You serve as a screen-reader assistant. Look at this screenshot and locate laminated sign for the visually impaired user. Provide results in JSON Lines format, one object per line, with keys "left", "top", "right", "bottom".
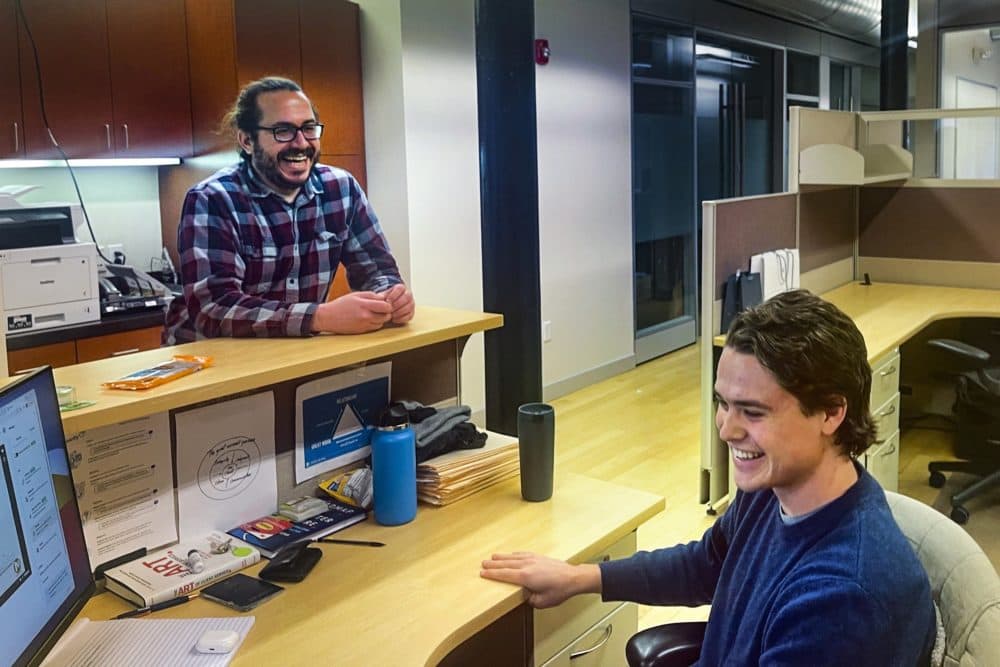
{"left": 294, "top": 362, "right": 391, "bottom": 484}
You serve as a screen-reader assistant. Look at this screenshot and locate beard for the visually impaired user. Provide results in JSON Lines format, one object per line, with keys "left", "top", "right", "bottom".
{"left": 250, "top": 142, "right": 319, "bottom": 195}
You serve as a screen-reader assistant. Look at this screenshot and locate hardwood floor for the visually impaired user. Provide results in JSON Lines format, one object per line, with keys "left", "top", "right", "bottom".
{"left": 550, "top": 342, "right": 999, "bottom": 630}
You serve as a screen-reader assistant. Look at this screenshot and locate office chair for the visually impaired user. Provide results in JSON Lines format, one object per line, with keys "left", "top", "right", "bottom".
{"left": 924, "top": 338, "right": 1000, "bottom": 525}
{"left": 624, "top": 492, "right": 1000, "bottom": 667}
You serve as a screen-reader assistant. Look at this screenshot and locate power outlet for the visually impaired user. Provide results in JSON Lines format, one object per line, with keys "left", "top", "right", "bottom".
{"left": 99, "top": 243, "right": 126, "bottom": 264}
{"left": 542, "top": 320, "right": 552, "bottom": 343}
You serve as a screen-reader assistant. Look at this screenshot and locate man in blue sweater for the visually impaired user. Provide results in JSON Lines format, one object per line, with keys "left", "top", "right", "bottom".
{"left": 481, "top": 290, "right": 936, "bottom": 665}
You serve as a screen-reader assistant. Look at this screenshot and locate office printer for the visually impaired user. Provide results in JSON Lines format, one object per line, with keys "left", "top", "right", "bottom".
{"left": 0, "top": 203, "right": 100, "bottom": 333}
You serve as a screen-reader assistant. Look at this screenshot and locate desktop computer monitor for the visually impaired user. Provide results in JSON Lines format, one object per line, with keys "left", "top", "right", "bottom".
{"left": 0, "top": 367, "right": 93, "bottom": 667}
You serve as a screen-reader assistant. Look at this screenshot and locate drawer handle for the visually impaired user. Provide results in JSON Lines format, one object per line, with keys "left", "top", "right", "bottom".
{"left": 880, "top": 443, "right": 897, "bottom": 457}
{"left": 879, "top": 365, "right": 897, "bottom": 377}
{"left": 569, "top": 624, "right": 613, "bottom": 660}
{"left": 111, "top": 348, "right": 141, "bottom": 357}
{"left": 877, "top": 405, "right": 896, "bottom": 418}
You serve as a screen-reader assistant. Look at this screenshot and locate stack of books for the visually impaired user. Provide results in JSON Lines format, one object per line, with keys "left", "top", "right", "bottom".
{"left": 417, "top": 431, "right": 519, "bottom": 505}
{"left": 104, "top": 532, "right": 260, "bottom": 607}
{"left": 227, "top": 497, "right": 368, "bottom": 558}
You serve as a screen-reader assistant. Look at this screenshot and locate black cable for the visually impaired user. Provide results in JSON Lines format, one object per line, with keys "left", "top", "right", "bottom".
{"left": 14, "top": 0, "right": 115, "bottom": 266}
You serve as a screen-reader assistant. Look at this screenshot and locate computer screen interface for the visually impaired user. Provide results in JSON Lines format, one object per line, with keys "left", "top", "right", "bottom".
{"left": 0, "top": 367, "right": 92, "bottom": 667}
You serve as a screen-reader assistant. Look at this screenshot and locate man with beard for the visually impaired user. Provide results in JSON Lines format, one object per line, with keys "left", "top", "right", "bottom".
{"left": 164, "top": 77, "right": 413, "bottom": 344}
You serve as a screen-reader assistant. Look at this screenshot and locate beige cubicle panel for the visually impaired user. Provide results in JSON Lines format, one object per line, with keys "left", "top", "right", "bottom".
{"left": 700, "top": 192, "right": 796, "bottom": 509}
{"left": 859, "top": 184, "right": 1000, "bottom": 289}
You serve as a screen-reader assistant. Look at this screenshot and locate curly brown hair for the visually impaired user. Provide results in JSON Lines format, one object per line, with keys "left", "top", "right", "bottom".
{"left": 725, "top": 289, "right": 877, "bottom": 458}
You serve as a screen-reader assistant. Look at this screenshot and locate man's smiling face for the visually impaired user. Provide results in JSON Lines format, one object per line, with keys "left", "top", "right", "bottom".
{"left": 714, "top": 346, "right": 845, "bottom": 507}
{"left": 239, "top": 90, "right": 320, "bottom": 197}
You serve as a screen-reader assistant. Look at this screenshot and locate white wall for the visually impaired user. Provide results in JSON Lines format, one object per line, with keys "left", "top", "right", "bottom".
{"left": 939, "top": 27, "right": 1000, "bottom": 177}
{"left": 0, "top": 167, "right": 163, "bottom": 268}
{"left": 357, "top": 0, "right": 486, "bottom": 416}
{"left": 357, "top": 0, "right": 637, "bottom": 414}
{"left": 356, "top": 0, "right": 411, "bottom": 283}
{"left": 535, "top": 0, "right": 635, "bottom": 391}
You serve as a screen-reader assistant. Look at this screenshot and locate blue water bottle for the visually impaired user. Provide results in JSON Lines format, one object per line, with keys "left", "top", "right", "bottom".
{"left": 371, "top": 404, "right": 417, "bottom": 525}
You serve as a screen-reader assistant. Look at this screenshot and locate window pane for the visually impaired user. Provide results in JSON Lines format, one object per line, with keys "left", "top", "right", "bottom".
{"left": 787, "top": 51, "right": 819, "bottom": 97}
{"left": 633, "top": 83, "right": 695, "bottom": 331}
{"left": 632, "top": 18, "right": 693, "bottom": 82}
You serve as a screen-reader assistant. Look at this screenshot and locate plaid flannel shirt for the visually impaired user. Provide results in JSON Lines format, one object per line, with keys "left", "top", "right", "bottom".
{"left": 164, "top": 161, "right": 401, "bottom": 344}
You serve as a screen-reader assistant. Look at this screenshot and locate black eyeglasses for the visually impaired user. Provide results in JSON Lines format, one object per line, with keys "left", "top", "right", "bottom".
{"left": 255, "top": 123, "right": 324, "bottom": 142}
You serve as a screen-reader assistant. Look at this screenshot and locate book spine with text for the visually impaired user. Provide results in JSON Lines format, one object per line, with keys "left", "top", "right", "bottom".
{"left": 104, "top": 535, "right": 259, "bottom": 606}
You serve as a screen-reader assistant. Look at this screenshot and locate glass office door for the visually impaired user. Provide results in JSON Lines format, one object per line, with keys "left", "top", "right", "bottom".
{"left": 631, "top": 18, "right": 697, "bottom": 363}
{"left": 696, "top": 33, "right": 782, "bottom": 204}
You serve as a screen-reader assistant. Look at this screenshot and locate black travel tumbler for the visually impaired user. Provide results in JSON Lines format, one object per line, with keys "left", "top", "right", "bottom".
{"left": 517, "top": 403, "right": 555, "bottom": 501}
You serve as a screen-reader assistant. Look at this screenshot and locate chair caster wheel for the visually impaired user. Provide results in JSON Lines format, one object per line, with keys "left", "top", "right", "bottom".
{"left": 929, "top": 471, "right": 946, "bottom": 488}
{"left": 950, "top": 506, "right": 970, "bottom": 525}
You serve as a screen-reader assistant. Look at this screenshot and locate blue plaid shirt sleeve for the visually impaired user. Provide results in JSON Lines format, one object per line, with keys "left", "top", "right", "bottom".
{"left": 175, "top": 185, "right": 317, "bottom": 338}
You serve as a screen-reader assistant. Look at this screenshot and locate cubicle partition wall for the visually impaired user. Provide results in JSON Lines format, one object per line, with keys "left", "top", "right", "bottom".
{"left": 799, "top": 187, "right": 856, "bottom": 293}
{"left": 700, "top": 192, "right": 796, "bottom": 507}
{"left": 859, "top": 184, "right": 1000, "bottom": 289}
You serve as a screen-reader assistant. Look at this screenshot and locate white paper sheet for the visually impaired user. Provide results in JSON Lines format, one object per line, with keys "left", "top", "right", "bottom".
{"left": 65, "top": 413, "right": 177, "bottom": 571}
{"left": 174, "top": 392, "right": 277, "bottom": 540}
{"left": 294, "top": 361, "right": 391, "bottom": 484}
{"left": 41, "top": 616, "right": 255, "bottom": 667}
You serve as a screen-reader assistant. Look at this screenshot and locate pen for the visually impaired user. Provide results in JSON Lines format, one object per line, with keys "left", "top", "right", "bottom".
{"left": 114, "top": 592, "right": 200, "bottom": 619}
{"left": 316, "top": 537, "right": 385, "bottom": 548}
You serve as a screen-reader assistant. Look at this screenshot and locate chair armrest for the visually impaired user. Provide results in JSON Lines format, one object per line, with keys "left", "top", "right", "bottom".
{"left": 626, "top": 621, "right": 707, "bottom": 667}
{"left": 927, "top": 339, "right": 991, "bottom": 364}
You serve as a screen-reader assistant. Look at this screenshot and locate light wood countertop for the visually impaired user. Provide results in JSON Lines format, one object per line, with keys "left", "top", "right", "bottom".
{"left": 81, "top": 472, "right": 664, "bottom": 666}
{"left": 713, "top": 282, "right": 1000, "bottom": 361}
{"left": 51, "top": 306, "right": 501, "bottom": 434}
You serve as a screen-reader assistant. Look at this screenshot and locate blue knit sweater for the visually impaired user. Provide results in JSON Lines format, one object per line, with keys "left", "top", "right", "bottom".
{"left": 600, "top": 466, "right": 935, "bottom": 665}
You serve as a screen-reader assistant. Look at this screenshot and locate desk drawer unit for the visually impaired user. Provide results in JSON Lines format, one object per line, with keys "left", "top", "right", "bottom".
{"left": 869, "top": 349, "right": 900, "bottom": 414}
{"left": 872, "top": 392, "right": 900, "bottom": 445}
{"left": 534, "top": 532, "right": 636, "bottom": 666}
{"left": 539, "top": 602, "right": 636, "bottom": 667}
{"left": 866, "top": 349, "right": 901, "bottom": 492}
{"left": 864, "top": 430, "right": 900, "bottom": 492}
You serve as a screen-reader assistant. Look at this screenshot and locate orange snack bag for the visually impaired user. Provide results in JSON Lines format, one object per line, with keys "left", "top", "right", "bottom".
{"left": 101, "top": 354, "right": 214, "bottom": 391}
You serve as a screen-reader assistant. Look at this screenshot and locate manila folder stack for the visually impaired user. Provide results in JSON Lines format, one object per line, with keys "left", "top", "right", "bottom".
{"left": 417, "top": 431, "right": 519, "bottom": 505}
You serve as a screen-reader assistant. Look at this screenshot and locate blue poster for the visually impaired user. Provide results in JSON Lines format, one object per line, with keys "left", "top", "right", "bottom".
{"left": 294, "top": 362, "right": 391, "bottom": 483}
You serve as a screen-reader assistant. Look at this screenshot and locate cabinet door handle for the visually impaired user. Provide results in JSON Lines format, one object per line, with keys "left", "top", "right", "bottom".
{"left": 569, "top": 624, "right": 613, "bottom": 660}
{"left": 880, "top": 442, "right": 897, "bottom": 456}
{"left": 122, "top": 123, "right": 129, "bottom": 150}
{"left": 104, "top": 123, "right": 112, "bottom": 150}
{"left": 879, "top": 365, "right": 897, "bottom": 377}
{"left": 12, "top": 121, "right": 19, "bottom": 153}
{"left": 111, "top": 348, "right": 140, "bottom": 357}
{"left": 877, "top": 404, "right": 896, "bottom": 418}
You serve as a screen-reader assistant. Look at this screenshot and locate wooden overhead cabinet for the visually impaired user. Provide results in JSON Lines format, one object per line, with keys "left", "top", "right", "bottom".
{"left": 15, "top": 0, "right": 193, "bottom": 158}
{"left": 185, "top": 0, "right": 365, "bottom": 182}
{"left": 0, "top": 0, "right": 24, "bottom": 158}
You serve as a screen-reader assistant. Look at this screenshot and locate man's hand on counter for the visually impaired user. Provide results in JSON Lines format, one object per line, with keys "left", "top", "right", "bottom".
{"left": 311, "top": 292, "right": 393, "bottom": 334}
{"left": 381, "top": 284, "right": 415, "bottom": 324}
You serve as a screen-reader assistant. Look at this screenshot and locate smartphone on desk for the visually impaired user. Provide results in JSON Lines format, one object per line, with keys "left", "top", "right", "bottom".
{"left": 259, "top": 542, "right": 323, "bottom": 583}
{"left": 201, "top": 574, "right": 284, "bottom": 612}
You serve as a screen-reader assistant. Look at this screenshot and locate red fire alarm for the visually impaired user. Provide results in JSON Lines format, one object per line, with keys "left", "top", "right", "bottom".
{"left": 534, "top": 39, "right": 550, "bottom": 65}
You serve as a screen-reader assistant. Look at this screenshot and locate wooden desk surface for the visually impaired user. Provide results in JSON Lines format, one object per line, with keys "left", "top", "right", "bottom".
{"left": 82, "top": 473, "right": 664, "bottom": 666}
{"left": 713, "top": 282, "right": 1000, "bottom": 361}
{"left": 50, "top": 306, "right": 501, "bottom": 434}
